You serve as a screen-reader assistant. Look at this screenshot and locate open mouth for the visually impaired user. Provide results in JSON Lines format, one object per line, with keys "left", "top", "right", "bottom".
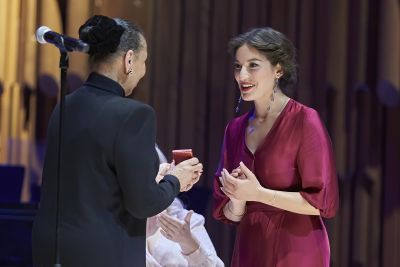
{"left": 240, "top": 84, "right": 255, "bottom": 92}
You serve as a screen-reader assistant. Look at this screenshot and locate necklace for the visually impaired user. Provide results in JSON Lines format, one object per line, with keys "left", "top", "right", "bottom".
{"left": 248, "top": 81, "right": 289, "bottom": 134}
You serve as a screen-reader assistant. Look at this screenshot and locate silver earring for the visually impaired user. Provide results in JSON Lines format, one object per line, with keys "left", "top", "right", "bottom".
{"left": 235, "top": 96, "right": 242, "bottom": 113}
{"left": 274, "top": 77, "right": 279, "bottom": 93}
{"left": 128, "top": 68, "right": 133, "bottom": 75}
{"left": 267, "top": 79, "right": 279, "bottom": 112}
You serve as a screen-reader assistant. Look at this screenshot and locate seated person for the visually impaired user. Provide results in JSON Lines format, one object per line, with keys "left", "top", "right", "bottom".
{"left": 146, "top": 147, "right": 224, "bottom": 267}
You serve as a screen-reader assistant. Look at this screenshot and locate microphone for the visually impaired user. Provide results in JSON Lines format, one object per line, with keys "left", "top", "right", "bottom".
{"left": 36, "top": 26, "right": 89, "bottom": 53}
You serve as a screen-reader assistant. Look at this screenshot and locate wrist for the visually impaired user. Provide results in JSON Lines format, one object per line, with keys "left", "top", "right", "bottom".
{"left": 254, "top": 186, "right": 265, "bottom": 202}
{"left": 259, "top": 188, "right": 277, "bottom": 205}
{"left": 267, "top": 189, "right": 277, "bottom": 205}
{"left": 230, "top": 199, "right": 246, "bottom": 206}
{"left": 180, "top": 238, "right": 200, "bottom": 255}
{"left": 227, "top": 200, "right": 246, "bottom": 216}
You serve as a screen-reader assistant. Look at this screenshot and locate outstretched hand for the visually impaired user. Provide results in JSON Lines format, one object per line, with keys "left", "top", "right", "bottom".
{"left": 158, "top": 210, "right": 200, "bottom": 255}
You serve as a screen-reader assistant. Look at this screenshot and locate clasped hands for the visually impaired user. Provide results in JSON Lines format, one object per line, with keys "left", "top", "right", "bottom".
{"left": 156, "top": 158, "right": 203, "bottom": 192}
{"left": 219, "top": 161, "right": 262, "bottom": 202}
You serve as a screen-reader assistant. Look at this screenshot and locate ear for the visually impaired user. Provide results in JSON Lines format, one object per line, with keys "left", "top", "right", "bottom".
{"left": 124, "top": 49, "right": 134, "bottom": 74}
{"left": 275, "top": 63, "right": 283, "bottom": 78}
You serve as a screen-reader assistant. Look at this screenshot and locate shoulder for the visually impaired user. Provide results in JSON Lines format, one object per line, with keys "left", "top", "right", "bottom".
{"left": 112, "top": 98, "right": 154, "bottom": 114}
{"left": 287, "top": 99, "right": 322, "bottom": 126}
{"left": 105, "top": 98, "right": 156, "bottom": 122}
{"left": 301, "top": 106, "right": 323, "bottom": 129}
{"left": 225, "top": 111, "right": 250, "bottom": 135}
{"left": 289, "top": 101, "right": 332, "bottom": 145}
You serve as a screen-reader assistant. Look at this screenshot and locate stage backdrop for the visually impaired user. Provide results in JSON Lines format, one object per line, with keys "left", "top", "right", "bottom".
{"left": 0, "top": 0, "right": 398, "bottom": 266}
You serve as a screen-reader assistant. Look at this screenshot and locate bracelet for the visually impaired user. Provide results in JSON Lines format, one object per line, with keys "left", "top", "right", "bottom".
{"left": 226, "top": 201, "right": 246, "bottom": 217}
{"left": 181, "top": 243, "right": 200, "bottom": 256}
{"left": 269, "top": 190, "right": 277, "bottom": 205}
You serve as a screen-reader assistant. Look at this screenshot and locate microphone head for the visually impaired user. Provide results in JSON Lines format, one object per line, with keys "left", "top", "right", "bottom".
{"left": 36, "top": 26, "right": 51, "bottom": 44}
{"left": 79, "top": 42, "right": 90, "bottom": 53}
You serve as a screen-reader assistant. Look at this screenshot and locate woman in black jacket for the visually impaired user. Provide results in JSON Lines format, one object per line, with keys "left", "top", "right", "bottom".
{"left": 32, "top": 15, "right": 202, "bottom": 267}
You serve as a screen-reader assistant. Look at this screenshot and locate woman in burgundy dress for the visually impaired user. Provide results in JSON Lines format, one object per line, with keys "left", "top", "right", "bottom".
{"left": 213, "top": 27, "right": 339, "bottom": 267}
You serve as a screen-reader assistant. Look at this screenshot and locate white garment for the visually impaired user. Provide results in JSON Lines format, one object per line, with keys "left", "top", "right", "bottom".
{"left": 146, "top": 198, "right": 224, "bottom": 267}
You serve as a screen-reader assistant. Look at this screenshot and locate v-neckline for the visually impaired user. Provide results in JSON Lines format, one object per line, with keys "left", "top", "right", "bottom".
{"left": 243, "top": 98, "right": 292, "bottom": 155}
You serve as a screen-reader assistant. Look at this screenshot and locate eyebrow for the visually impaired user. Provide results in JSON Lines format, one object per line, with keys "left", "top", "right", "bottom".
{"left": 234, "top": 58, "right": 263, "bottom": 63}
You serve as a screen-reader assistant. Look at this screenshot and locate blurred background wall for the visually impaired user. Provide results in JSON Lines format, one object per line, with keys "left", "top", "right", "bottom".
{"left": 0, "top": 0, "right": 399, "bottom": 266}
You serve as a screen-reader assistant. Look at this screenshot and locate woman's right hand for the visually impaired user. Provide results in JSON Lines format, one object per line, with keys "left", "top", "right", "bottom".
{"left": 220, "top": 162, "right": 262, "bottom": 202}
{"left": 231, "top": 167, "right": 246, "bottom": 180}
{"left": 219, "top": 167, "right": 247, "bottom": 220}
{"left": 219, "top": 168, "right": 246, "bottom": 205}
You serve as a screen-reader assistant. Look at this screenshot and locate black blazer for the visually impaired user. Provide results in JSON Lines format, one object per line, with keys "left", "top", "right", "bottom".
{"left": 32, "top": 73, "right": 180, "bottom": 267}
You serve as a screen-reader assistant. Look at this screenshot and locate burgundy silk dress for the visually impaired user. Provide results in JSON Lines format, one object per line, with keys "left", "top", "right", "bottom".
{"left": 213, "top": 99, "right": 339, "bottom": 267}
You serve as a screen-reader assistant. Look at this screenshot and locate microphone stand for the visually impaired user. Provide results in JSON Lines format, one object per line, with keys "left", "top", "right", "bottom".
{"left": 54, "top": 49, "right": 69, "bottom": 267}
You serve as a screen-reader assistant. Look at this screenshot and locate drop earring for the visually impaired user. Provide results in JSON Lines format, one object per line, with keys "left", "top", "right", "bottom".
{"left": 235, "top": 96, "right": 242, "bottom": 113}
{"left": 267, "top": 78, "right": 279, "bottom": 112}
{"left": 274, "top": 77, "right": 279, "bottom": 93}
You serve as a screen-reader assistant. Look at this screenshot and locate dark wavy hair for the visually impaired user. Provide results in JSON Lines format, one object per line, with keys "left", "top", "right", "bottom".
{"left": 228, "top": 27, "right": 298, "bottom": 91}
{"left": 79, "top": 15, "right": 144, "bottom": 63}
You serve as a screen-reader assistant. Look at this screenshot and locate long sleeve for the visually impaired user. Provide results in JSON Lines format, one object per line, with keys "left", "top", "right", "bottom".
{"left": 297, "top": 109, "right": 339, "bottom": 218}
{"left": 114, "top": 104, "right": 180, "bottom": 219}
{"left": 146, "top": 199, "right": 224, "bottom": 267}
{"left": 183, "top": 213, "right": 225, "bottom": 267}
{"left": 212, "top": 124, "right": 238, "bottom": 225}
{"left": 146, "top": 248, "right": 162, "bottom": 267}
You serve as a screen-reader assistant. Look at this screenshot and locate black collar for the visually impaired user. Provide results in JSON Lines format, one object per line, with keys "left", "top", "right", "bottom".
{"left": 84, "top": 72, "right": 125, "bottom": 97}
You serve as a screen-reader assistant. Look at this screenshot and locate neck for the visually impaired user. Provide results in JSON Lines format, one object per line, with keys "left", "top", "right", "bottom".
{"left": 253, "top": 89, "right": 286, "bottom": 120}
{"left": 93, "top": 62, "right": 118, "bottom": 81}
{"left": 93, "top": 63, "right": 128, "bottom": 96}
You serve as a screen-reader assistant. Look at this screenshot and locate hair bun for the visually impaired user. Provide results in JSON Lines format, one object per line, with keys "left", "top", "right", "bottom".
{"left": 79, "top": 15, "right": 125, "bottom": 58}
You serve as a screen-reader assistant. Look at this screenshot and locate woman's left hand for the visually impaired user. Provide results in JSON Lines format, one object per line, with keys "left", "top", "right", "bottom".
{"left": 158, "top": 210, "right": 200, "bottom": 255}
{"left": 156, "top": 163, "right": 171, "bottom": 183}
{"left": 220, "top": 162, "right": 262, "bottom": 202}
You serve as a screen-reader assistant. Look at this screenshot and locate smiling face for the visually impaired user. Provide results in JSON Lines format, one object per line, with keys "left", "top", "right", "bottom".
{"left": 234, "top": 44, "right": 281, "bottom": 102}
